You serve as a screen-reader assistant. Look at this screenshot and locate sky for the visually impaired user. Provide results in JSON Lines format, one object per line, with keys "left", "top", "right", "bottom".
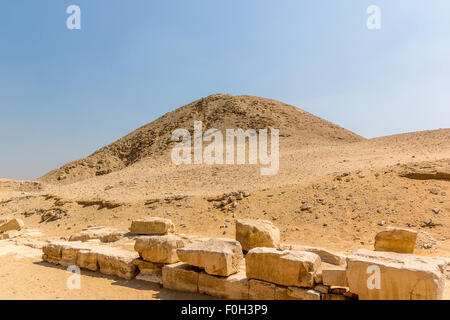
{"left": 0, "top": 0, "right": 449, "bottom": 180}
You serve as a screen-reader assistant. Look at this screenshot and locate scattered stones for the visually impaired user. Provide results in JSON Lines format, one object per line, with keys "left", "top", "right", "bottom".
{"left": 432, "top": 208, "right": 440, "bottom": 214}
{"left": 429, "top": 188, "right": 439, "bottom": 195}
{"left": 135, "top": 235, "right": 184, "bottom": 264}
{"left": 300, "top": 203, "right": 312, "bottom": 212}
{"left": 130, "top": 217, "right": 175, "bottom": 235}
{"left": 177, "top": 238, "right": 243, "bottom": 276}
{"left": 22, "top": 209, "right": 45, "bottom": 218}
{"left": 235, "top": 219, "right": 280, "bottom": 251}
{"left": 374, "top": 227, "right": 418, "bottom": 254}
{"left": 346, "top": 249, "right": 447, "bottom": 300}
{"left": 246, "top": 248, "right": 321, "bottom": 288}
{"left": 208, "top": 191, "right": 249, "bottom": 212}
{"left": 421, "top": 218, "right": 441, "bottom": 228}
{"left": 40, "top": 209, "right": 66, "bottom": 223}
{"left": 415, "top": 231, "right": 437, "bottom": 250}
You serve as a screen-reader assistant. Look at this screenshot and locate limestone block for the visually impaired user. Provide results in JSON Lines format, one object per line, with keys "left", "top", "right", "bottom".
{"left": 0, "top": 218, "right": 24, "bottom": 232}
{"left": 346, "top": 249, "right": 446, "bottom": 300}
{"left": 374, "top": 227, "right": 417, "bottom": 254}
{"left": 235, "top": 219, "right": 280, "bottom": 251}
{"left": 134, "top": 235, "right": 184, "bottom": 263}
{"left": 130, "top": 217, "right": 175, "bottom": 235}
{"left": 177, "top": 238, "right": 243, "bottom": 276}
{"left": 246, "top": 247, "right": 321, "bottom": 288}
{"left": 162, "top": 262, "right": 199, "bottom": 293}
{"left": 96, "top": 247, "right": 139, "bottom": 280}
{"left": 199, "top": 268, "right": 249, "bottom": 300}
{"left": 322, "top": 266, "right": 348, "bottom": 287}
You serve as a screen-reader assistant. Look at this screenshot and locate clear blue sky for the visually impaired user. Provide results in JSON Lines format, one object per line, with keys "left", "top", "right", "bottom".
{"left": 1, "top": 1, "right": 449, "bottom": 179}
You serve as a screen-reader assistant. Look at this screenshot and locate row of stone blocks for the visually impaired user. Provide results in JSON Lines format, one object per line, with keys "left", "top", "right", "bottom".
{"left": 42, "top": 235, "right": 448, "bottom": 300}
{"left": 41, "top": 238, "right": 352, "bottom": 300}
{"left": 42, "top": 241, "right": 139, "bottom": 280}
{"left": 42, "top": 217, "right": 449, "bottom": 300}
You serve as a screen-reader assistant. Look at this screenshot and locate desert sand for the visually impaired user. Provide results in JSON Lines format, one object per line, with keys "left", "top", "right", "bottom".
{"left": 1, "top": 94, "right": 449, "bottom": 299}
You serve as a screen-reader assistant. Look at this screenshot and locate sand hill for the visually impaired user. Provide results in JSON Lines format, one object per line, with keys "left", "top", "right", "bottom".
{"left": 39, "top": 94, "right": 364, "bottom": 185}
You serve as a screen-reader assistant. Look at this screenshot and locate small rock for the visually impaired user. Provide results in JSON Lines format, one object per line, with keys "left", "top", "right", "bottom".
{"left": 429, "top": 188, "right": 439, "bottom": 195}
{"left": 300, "top": 204, "right": 312, "bottom": 211}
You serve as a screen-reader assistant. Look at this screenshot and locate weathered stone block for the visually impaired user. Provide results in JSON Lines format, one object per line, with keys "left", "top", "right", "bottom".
{"left": 274, "top": 286, "right": 298, "bottom": 300}
{"left": 374, "top": 227, "right": 417, "bottom": 254}
{"left": 246, "top": 247, "right": 321, "bottom": 288}
{"left": 199, "top": 268, "right": 249, "bottom": 300}
{"left": 322, "top": 267, "right": 348, "bottom": 287}
{"left": 130, "top": 217, "right": 175, "bottom": 235}
{"left": 177, "top": 238, "right": 243, "bottom": 276}
{"left": 288, "top": 244, "right": 347, "bottom": 265}
{"left": 346, "top": 249, "right": 446, "bottom": 300}
{"left": 133, "top": 258, "right": 163, "bottom": 284}
{"left": 235, "top": 219, "right": 280, "bottom": 251}
{"left": 135, "top": 235, "right": 184, "bottom": 263}
{"left": 249, "top": 280, "right": 276, "bottom": 300}
{"left": 69, "top": 226, "right": 125, "bottom": 243}
{"left": 77, "top": 249, "right": 98, "bottom": 271}
{"left": 287, "top": 287, "right": 321, "bottom": 300}
{"left": 96, "top": 247, "right": 139, "bottom": 280}
{"left": 42, "top": 241, "right": 65, "bottom": 262}
{"left": 162, "top": 262, "right": 199, "bottom": 293}
{"left": 0, "top": 218, "right": 24, "bottom": 232}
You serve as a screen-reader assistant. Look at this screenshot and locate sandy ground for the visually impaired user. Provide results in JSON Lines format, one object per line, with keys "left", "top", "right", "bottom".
{"left": 0, "top": 253, "right": 211, "bottom": 300}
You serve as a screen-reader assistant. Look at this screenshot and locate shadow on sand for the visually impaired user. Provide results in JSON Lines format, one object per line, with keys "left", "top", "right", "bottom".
{"left": 33, "top": 261, "right": 215, "bottom": 300}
